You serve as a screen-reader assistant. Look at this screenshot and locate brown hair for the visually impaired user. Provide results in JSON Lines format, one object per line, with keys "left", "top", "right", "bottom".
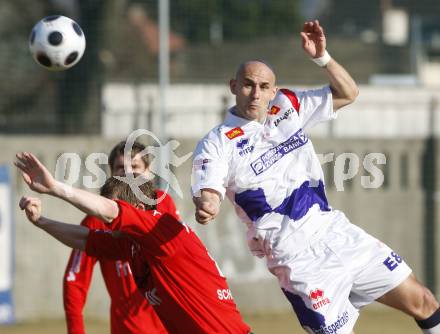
{"left": 108, "top": 140, "right": 150, "bottom": 172}
{"left": 100, "top": 175, "right": 156, "bottom": 210}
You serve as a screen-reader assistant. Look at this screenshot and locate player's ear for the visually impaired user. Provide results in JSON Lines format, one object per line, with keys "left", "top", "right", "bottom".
{"left": 229, "top": 79, "right": 237, "bottom": 95}
{"left": 271, "top": 86, "right": 278, "bottom": 100}
{"left": 135, "top": 202, "right": 146, "bottom": 211}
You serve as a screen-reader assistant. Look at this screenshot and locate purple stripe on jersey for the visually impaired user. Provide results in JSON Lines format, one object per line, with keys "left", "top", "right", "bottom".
{"left": 281, "top": 288, "right": 327, "bottom": 330}
{"left": 234, "top": 180, "right": 330, "bottom": 222}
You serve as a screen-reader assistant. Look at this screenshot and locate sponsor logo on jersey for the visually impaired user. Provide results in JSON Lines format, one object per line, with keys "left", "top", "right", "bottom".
{"left": 383, "top": 251, "right": 403, "bottom": 271}
{"left": 225, "top": 127, "right": 244, "bottom": 140}
{"left": 309, "top": 289, "right": 331, "bottom": 310}
{"left": 152, "top": 210, "right": 162, "bottom": 216}
{"left": 145, "top": 288, "right": 162, "bottom": 306}
{"left": 250, "top": 128, "right": 308, "bottom": 175}
{"left": 236, "top": 138, "right": 254, "bottom": 156}
{"left": 66, "top": 249, "right": 83, "bottom": 282}
{"left": 66, "top": 271, "right": 76, "bottom": 282}
{"left": 268, "top": 105, "right": 281, "bottom": 115}
{"left": 283, "top": 289, "right": 348, "bottom": 334}
{"left": 309, "top": 289, "right": 324, "bottom": 300}
{"left": 217, "top": 288, "right": 233, "bottom": 300}
{"left": 236, "top": 138, "right": 249, "bottom": 149}
{"left": 274, "top": 107, "right": 295, "bottom": 127}
{"left": 115, "top": 260, "right": 132, "bottom": 277}
{"left": 314, "top": 311, "right": 350, "bottom": 334}
{"left": 193, "top": 158, "right": 211, "bottom": 171}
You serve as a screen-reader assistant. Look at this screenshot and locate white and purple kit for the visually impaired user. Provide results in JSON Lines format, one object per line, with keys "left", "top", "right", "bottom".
{"left": 192, "top": 87, "right": 412, "bottom": 334}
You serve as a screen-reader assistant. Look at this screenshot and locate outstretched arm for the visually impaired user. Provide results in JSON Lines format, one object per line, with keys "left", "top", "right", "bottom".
{"left": 19, "top": 196, "right": 89, "bottom": 250}
{"left": 301, "top": 20, "right": 359, "bottom": 111}
{"left": 15, "top": 152, "right": 118, "bottom": 223}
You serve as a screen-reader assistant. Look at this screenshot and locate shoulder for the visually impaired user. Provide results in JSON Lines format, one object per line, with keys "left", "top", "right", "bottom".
{"left": 81, "top": 215, "right": 107, "bottom": 228}
{"left": 269, "top": 88, "right": 302, "bottom": 115}
{"left": 155, "top": 190, "right": 175, "bottom": 206}
{"left": 195, "top": 123, "right": 238, "bottom": 154}
{"left": 113, "top": 199, "right": 136, "bottom": 214}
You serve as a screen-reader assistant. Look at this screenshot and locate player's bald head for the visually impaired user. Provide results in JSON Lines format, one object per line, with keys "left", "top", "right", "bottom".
{"left": 235, "top": 60, "right": 276, "bottom": 84}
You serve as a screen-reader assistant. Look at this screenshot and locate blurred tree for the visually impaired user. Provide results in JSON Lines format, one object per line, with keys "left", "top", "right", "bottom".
{"left": 0, "top": 0, "right": 57, "bottom": 133}
{"left": 56, "top": 0, "right": 108, "bottom": 133}
{"left": 0, "top": 0, "right": 109, "bottom": 134}
{"left": 170, "top": 0, "right": 301, "bottom": 43}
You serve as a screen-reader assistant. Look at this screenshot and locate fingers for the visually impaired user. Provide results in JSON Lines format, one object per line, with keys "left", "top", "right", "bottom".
{"left": 195, "top": 204, "right": 218, "bottom": 225}
{"left": 19, "top": 196, "right": 42, "bottom": 224}
{"left": 28, "top": 152, "right": 46, "bottom": 171}
{"left": 19, "top": 196, "right": 41, "bottom": 210}
{"left": 300, "top": 32, "right": 308, "bottom": 46}
{"left": 15, "top": 152, "right": 35, "bottom": 173}
{"left": 195, "top": 209, "right": 213, "bottom": 225}
{"left": 19, "top": 196, "right": 28, "bottom": 210}
{"left": 302, "top": 20, "right": 324, "bottom": 36}
{"left": 21, "top": 173, "right": 32, "bottom": 186}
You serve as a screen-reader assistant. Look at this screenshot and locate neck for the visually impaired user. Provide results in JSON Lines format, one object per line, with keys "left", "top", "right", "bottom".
{"left": 231, "top": 106, "right": 265, "bottom": 123}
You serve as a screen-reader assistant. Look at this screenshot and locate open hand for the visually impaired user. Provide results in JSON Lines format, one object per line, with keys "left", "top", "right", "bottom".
{"left": 14, "top": 152, "right": 56, "bottom": 194}
{"left": 300, "top": 20, "right": 326, "bottom": 58}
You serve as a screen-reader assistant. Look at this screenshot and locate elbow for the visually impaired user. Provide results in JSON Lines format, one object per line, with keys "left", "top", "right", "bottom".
{"left": 344, "top": 84, "right": 359, "bottom": 105}
{"left": 332, "top": 85, "right": 359, "bottom": 110}
{"left": 350, "top": 85, "right": 360, "bottom": 102}
{"left": 77, "top": 239, "right": 87, "bottom": 251}
{"left": 100, "top": 200, "right": 119, "bottom": 223}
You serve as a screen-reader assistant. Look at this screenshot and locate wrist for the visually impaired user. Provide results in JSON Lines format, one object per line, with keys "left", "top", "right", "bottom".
{"left": 311, "top": 50, "right": 331, "bottom": 67}
{"left": 53, "top": 181, "right": 74, "bottom": 199}
{"left": 35, "top": 216, "right": 46, "bottom": 228}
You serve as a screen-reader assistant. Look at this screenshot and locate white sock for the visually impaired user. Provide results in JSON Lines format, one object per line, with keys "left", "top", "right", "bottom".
{"left": 422, "top": 325, "right": 440, "bottom": 334}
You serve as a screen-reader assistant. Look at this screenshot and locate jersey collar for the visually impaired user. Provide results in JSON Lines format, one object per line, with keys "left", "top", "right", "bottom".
{"left": 224, "top": 107, "right": 266, "bottom": 129}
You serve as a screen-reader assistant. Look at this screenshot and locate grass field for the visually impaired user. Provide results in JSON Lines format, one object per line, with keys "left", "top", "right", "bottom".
{"left": 0, "top": 306, "right": 420, "bottom": 333}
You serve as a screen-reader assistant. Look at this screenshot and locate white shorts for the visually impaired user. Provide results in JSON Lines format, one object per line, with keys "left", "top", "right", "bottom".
{"left": 266, "top": 211, "right": 412, "bottom": 334}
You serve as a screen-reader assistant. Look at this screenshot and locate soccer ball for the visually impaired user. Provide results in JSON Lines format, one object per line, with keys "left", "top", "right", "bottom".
{"left": 29, "top": 15, "right": 86, "bottom": 71}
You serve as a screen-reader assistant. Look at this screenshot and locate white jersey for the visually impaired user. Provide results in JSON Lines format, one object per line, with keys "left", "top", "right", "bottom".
{"left": 192, "top": 87, "right": 413, "bottom": 333}
{"left": 192, "top": 86, "right": 336, "bottom": 258}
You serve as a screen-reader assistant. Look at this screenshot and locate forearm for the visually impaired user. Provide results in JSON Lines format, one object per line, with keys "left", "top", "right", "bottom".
{"left": 325, "top": 58, "right": 359, "bottom": 110}
{"left": 51, "top": 181, "right": 118, "bottom": 223}
{"left": 36, "top": 216, "right": 89, "bottom": 250}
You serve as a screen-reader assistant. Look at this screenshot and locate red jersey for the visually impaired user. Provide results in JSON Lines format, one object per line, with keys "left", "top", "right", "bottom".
{"left": 86, "top": 199, "right": 251, "bottom": 334}
{"left": 63, "top": 191, "right": 177, "bottom": 334}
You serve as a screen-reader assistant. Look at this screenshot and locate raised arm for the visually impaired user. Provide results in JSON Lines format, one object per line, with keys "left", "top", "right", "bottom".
{"left": 19, "top": 196, "right": 89, "bottom": 250}
{"left": 15, "top": 152, "right": 118, "bottom": 223}
{"left": 300, "top": 20, "right": 359, "bottom": 111}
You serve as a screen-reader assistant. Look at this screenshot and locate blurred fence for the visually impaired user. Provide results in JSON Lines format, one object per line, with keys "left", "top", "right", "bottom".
{"left": 100, "top": 84, "right": 440, "bottom": 139}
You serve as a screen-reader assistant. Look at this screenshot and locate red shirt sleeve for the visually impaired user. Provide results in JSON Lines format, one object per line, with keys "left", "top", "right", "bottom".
{"left": 85, "top": 228, "right": 136, "bottom": 261}
{"left": 156, "top": 190, "right": 181, "bottom": 221}
{"left": 89, "top": 200, "right": 184, "bottom": 260}
{"left": 63, "top": 216, "right": 100, "bottom": 334}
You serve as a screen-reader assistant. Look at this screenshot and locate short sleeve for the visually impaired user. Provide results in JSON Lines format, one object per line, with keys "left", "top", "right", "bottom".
{"left": 156, "top": 191, "right": 181, "bottom": 221}
{"left": 191, "top": 134, "right": 229, "bottom": 199}
{"left": 80, "top": 214, "right": 106, "bottom": 229}
{"left": 296, "top": 85, "right": 335, "bottom": 129}
{"left": 110, "top": 200, "right": 184, "bottom": 259}
{"left": 85, "top": 230, "right": 134, "bottom": 261}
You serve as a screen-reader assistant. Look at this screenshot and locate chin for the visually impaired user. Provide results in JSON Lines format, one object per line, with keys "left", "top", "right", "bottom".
{"left": 246, "top": 110, "right": 263, "bottom": 121}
